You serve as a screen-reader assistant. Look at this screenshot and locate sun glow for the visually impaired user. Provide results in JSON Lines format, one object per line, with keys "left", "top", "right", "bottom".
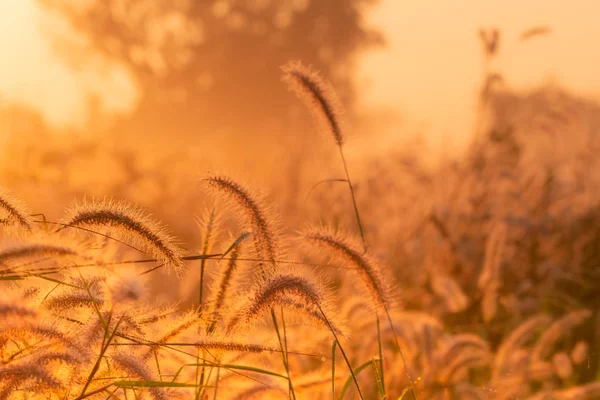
{"left": 0, "top": 0, "right": 136, "bottom": 127}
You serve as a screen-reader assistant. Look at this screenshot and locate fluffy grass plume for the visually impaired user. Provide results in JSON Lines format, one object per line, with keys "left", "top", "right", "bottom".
{"left": 144, "top": 309, "right": 198, "bottom": 359}
{"left": 43, "top": 292, "right": 103, "bottom": 311}
{"left": 283, "top": 61, "right": 367, "bottom": 252}
{"left": 0, "top": 293, "right": 38, "bottom": 318}
{"left": 0, "top": 364, "right": 64, "bottom": 399}
{"left": 278, "top": 295, "right": 347, "bottom": 337}
{"left": 60, "top": 199, "right": 185, "bottom": 275}
{"left": 282, "top": 61, "right": 345, "bottom": 146}
{"left": 493, "top": 314, "right": 552, "bottom": 380}
{"left": 194, "top": 339, "right": 277, "bottom": 354}
{"left": 0, "top": 186, "right": 34, "bottom": 231}
{"left": 2, "top": 49, "right": 600, "bottom": 399}
{"left": 111, "top": 352, "right": 169, "bottom": 400}
{"left": 209, "top": 240, "right": 242, "bottom": 321}
{"left": 196, "top": 208, "right": 222, "bottom": 257}
{"left": 531, "top": 310, "right": 592, "bottom": 361}
{"left": 203, "top": 175, "right": 280, "bottom": 266}
{"left": 302, "top": 227, "right": 391, "bottom": 310}
{"left": 0, "top": 241, "right": 81, "bottom": 274}
{"left": 0, "top": 322, "right": 85, "bottom": 356}
{"left": 227, "top": 271, "right": 327, "bottom": 333}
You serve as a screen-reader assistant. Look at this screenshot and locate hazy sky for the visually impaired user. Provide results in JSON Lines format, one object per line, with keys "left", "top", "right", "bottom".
{"left": 1, "top": 0, "right": 599, "bottom": 151}
{"left": 356, "top": 0, "right": 600, "bottom": 151}
{"left": 0, "top": 1, "right": 135, "bottom": 125}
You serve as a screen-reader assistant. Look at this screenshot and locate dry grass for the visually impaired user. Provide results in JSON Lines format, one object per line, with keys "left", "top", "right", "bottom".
{"left": 0, "top": 51, "right": 598, "bottom": 400}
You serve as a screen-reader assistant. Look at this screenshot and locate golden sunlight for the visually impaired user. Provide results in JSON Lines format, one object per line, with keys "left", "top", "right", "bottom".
{"left": 0, "top": 0, "right": 136, "bottom": 127}
{"left": 0, "top": 1, "right": 598, "bottom": 399}
{"left": 357, "top": 0, "right": 600, "bottom": 154}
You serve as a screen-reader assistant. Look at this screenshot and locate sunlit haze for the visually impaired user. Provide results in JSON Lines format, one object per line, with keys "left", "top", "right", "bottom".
{"left": 2, "top": 0, "right": 600, "bottom": 150}
{"left": 357, "top": 0, "right": 600, "bottom": 152}
{"left": 0, "top": 0, "right": 136, "bottom": 126}
{"left": 0, "top": 2, "right": 599, "bottom": 398}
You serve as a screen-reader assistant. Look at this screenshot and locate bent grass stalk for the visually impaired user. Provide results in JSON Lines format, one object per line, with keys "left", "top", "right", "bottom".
{"left": 3, "top": 49, "right": 600, "bottom": 400}
{"left": 0, "top": 185, "right": 34, "bottom": 231}
{"left": 271, "top": 308, "right": 296, "bottom": 400}
{"left": 226, "top": 272, "right": 364, "bottom": 398}
{"left": 195, "top": 207, "right": 220, "bottom": 398}
{"left": 377, "top": 314, "right": 386, "bottom": 399}
{"left": 282, "top": 61, "right": 367, "bottom": 252}
{"left": 283, "top": 63, "right": 401, "bottom": 400}
{"left": 317, "top": 304, "right": 364, "bottom": 400}
{"left": 59, "top": 199, "right": 184, "bottom": 275}
{"left": 303, "top": 228, "right": 417, "bottom": 398}
{"left": 203, "top": 176, "right": 279, "bottom": 268}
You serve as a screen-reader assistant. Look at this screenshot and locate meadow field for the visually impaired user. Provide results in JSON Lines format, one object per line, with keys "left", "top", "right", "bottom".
{"left": 0, "top": 2, "right": 599, "bottom": 399}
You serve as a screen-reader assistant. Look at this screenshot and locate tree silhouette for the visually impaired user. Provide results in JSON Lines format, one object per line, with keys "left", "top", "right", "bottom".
{"left": 40, "top": 0, "right": 383, "bottom": 139}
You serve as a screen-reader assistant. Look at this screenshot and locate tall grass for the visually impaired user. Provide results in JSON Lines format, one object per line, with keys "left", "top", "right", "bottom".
{"left": 0, "top": 48, "right": 598, "bottom": 399}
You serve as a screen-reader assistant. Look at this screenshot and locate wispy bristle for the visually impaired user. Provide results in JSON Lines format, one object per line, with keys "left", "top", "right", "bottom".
{"left": 0, "top": 293, "right": 38, "bottom": 318}
{"left": 60, "top": 199, "right": 184, "bottom": 275}
{"left": 210, "top": 240, "right": 242, "bottom": 320}
{"left": 0, "top": 364, "right": 63, "bottom": 396}
{"left": 136, "top": 305, "right": 179, "bottom": 325}
{"left": 227, "top": 272, "right": 324, "bottom": 333}
{"left": 493, "top": 314, "right": 552, "bottom": 380}
{"left": 531, "top": 310, "right": 591, "bottom": 361}
{"left": 144, "top": 310, "right": 197, "bottom": 359}
{"left": 43, "top": 292, "right": 103, "bottom": 311}
{"left": 203, "top": 176, "right": 280, "bottom": 267}
{"left": 195, "top": 340, "right": 276, "bottom": 353}
{"left": 282, "top": 61, "right": 345, "bottom": 146}
{"left": 196, "top": 207, "right": 222, "bottom": 256}
{"left": 0, "top": 322, "right": 85, "bottom": 357}
{"left": 111, "top": 352, "right": 168, "bottom": 400}
{"left": 0, "top": 242, "right": 80, "bottom": 270}
{"left": 0, "top": 186, "right": 34, "bottom": 231}
{"left": 279, "top": 295, "right": 347, "bottom": 337}
{"left": 302, "top": 227, "right": 391, "bottom": 309}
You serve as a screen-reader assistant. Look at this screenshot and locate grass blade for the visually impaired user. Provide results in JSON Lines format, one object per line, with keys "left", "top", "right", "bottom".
{"left": 338, "top": 360, "right": 375, "bottom": 400}
{"left": 114, "top": 380, "right": 212, "bottom": 388}
{"left": 173, "top": 363, "right": 288, "bottom": 381}
{"left": 332, "top": 340, "right": 337, "bottom": 399}
{"left": 220, "top": 232, "right": 251, "bottom": 259}
{"left": 376, "top": 314, "right": 386, "bottom": 399}
{"left": 317, "top": 304, "right": 363, "bottom": 399}
{"left": 271, "top": 308, "right": 297, "bottom": 400}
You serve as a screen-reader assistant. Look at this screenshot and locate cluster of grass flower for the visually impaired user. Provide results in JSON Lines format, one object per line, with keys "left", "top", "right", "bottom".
{"left": 0, "top": 59, "right": 598, "bottom": 400}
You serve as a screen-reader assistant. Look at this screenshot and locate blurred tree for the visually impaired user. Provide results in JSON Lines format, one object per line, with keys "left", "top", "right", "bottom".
{"left": 39, "top": 0, "right": 383, "bottom": 139}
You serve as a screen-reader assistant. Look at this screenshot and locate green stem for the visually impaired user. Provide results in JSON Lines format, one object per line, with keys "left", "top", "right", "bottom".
{"left": 317, "top": 304, "right": 363, "bottom": 399}
{"left": 212, "top": 366, "right": 221, "bottom": 400}
{"left": 197, "top": 208, "right": 216, "bottom": 396}
{"left": 384, "top": 307, "right": 417, "bottom": 400}
{"left": 376, "top": 314, "right": 386, "bottom": 399}
{"left": 154, "top": 349, "right": 162, "bottom": 380}
{"left": 332, "top": 340, "right": 337, "bottom": 398}
{"left": 271, "top": 308, "right": 296, "bottom": 400}
{"left": 338, "top": 146, "right": 367, "bottom": 253}
{"left": 281, "top": 307, "right": 289, "bottom": 356}
{"left": 79, "top": 314, "right": 124, "bottom": 398}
